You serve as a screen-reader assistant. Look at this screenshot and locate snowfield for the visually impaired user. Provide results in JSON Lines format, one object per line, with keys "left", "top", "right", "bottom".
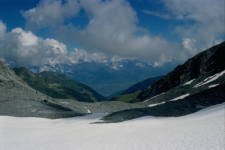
{"left": 0, "top": 104, "right": 224, "bottom": 150}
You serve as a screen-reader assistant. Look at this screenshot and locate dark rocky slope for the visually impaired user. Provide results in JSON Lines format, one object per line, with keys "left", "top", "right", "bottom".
{"left": 103, "top": 42, "right": 225, "bottom": 122}
{"left": 121, "top": 76, "right": 161, "bottom": 95}
{"left": 135, "top": 41, "right": 225, "bottom": 102}
{"left": 111, "top": 76, "right": 161, "bottom": 103}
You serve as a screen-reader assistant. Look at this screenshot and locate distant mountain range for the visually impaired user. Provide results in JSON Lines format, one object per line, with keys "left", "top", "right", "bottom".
{"left": 28, "top": 61, "right": 177, "bottom": 96}
{"left": 0, "top": 42, "right": 224, "bottom": 122}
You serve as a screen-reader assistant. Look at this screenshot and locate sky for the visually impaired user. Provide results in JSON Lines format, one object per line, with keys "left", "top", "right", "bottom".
{"left": 0, "top": 0, "right": 224, "bottom": 68}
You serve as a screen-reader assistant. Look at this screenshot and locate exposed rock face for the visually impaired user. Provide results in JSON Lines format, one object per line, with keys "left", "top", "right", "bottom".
{"left": 136, "top": 42, "right": 225, "bottom": 101}
{"left": 0, "top": 61, "right": 81, "bottom": 118}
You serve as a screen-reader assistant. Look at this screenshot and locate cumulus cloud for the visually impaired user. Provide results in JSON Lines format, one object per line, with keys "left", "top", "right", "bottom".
{"left": 23, "top": 0, "right": 184, "bottom": 65}
{"left": 22, "top": 0, "right": 80, "bottom": 30}
{"left": 17, "top": 0, "right": 225, "bottom": 66}
{"left": 161, "top": 0, "right": 225, "bottom": 54}
{"left": 0, "top": 21, "right": 130, "bottom": 68}
{"left": 0, "top": 27, "right": 68, "bottom": 66}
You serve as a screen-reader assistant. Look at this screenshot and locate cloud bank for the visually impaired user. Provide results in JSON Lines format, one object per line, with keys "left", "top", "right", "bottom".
{"left": 0, "top": 21, "right": 130, "bottom": 68}
{"left": 1, "top": 0, "right": 223, "bottom": 68}
{"left": 22, "top": 0, "right": 185, "bottom": 65}
{"left": 147, "top": 0, "right": 224, "bottom": 54}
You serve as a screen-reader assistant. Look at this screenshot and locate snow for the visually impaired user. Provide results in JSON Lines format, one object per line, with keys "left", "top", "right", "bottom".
{"left": 169, "top": 93, "right": 190, "bottom": 102}
{"left": 148, "top": 101, "right": 166, "bottom": 107}
{"left": 0, "top": 104, "right": 224, "bottom": 150}
{"left": 60, "top": 102, "right": 69, "bottom": 105}
{"left": 143, "top": 92, "right": 165, "bottom": 102}
{"left": 148, "top": 93, "right": 190, "bottom": 107}
{"left": 183, "top": 79, "right": 195, "bottom": 86}
{"left": 208, "top": 84, "right": 220, "bottom": 88}
{"left": 84, "top": 106, "right": 92, "bottom": 113}
{"left": 194, "top": 70, "right": 225, "bottom": 88}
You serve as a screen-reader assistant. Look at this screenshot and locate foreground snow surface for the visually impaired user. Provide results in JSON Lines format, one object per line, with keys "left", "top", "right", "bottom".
{"left": 0, "top": 104, "right": 224, "bottom": 150}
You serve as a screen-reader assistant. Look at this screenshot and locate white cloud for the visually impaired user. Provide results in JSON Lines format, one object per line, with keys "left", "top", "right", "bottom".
{"left": 22, "top": 0, "right": 80, "bottom": 30}
{"left": 68, "top": 48, "right": 108, "bottom": 64}
{"left": 142, "top": 10, "right": 172, "bottom": 19}
{"left": 162, "top": 0, "right": 225, "bottom": 54}
{"left": 12, "top": 28, "right": 39, "bottom": 47}
{"left": 23, "top": 0, "right": 184, "bottom": 65}
{"left": 182, "top": 38, "right": 197, "bottom": 53}
{"left": 0, "top": 26, "right": 69, "bottom": 66}
{"left": 15, "top": 0, "right": 225, "bottom": 66}
{"left": 0, "top": 21, "right": 131, "bottom": 68}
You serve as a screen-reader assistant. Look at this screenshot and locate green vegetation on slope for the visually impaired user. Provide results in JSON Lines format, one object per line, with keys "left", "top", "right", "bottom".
{"left": 111, "top": 92, "right": 140, "bottom": 103}
{"left": 13, "top": 67, "right": 105, "bottom": 102}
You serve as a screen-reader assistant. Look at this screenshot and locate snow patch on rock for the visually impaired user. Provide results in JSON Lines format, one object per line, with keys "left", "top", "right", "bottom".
{"left": 148, "top": 101, "right": 166, "bottom": 107}
{"left": 169, "top": 94, "right": 190, "bottom": 102}
{"left": 194, "top": 70, "right": 225, "bottom": 88}
{"left": 144, "top": 92, "right": 165, "bottom": 102}
{"left": 183, "top": 79, "right": 195, "bottom": 86}
{"left": 208, "top": 84, "right": 220, "bottom": 88}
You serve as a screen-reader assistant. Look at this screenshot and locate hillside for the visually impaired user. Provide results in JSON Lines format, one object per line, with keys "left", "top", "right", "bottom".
{"left": 103, "top": 42, "right": 225, "bottom": 122}
{"left": 0, "top": 61, "right": 144, "bottom": 118}
{"left": 0, "top": 42, "right": 224, "bottom": 122}
{"left": 121, "top": 76, "right": 161, "bottom": 95}
{"left": 13, "top": 67, "right": 105, "bottom": 102}
{"left": 137, "top": 42, "right": 225, "bottom": 101}
{"left": 0, "top": 61, "right": 82, "bottom": 118}
{"left": 129, "top": 41, "right": 225, "bottom": 102}
{"left": 111, "top": 76, "right": 161, "bottom": 102}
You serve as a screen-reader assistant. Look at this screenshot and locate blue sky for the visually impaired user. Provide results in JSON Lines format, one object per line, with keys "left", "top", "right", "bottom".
{"left": 0, "top": 0, "right": 224, "bottom": 68}
{"left": 0, "top": 0, "right": 184, "bottom": 41}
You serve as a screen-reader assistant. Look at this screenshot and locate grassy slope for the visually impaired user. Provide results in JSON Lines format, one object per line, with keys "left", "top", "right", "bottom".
{"left": 13, "top": 67, "right": 105, "bottom": 102}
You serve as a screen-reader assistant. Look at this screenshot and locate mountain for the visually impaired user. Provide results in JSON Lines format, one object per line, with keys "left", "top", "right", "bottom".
{"left": 136, "top": 42, "right": 225, "bottom": 101}
{"left": 1, "top": 42, "right": 224, "bottom": 122}
{"left": 126, "top": 41, "right": 225, "bottom": 102}
{"left": 103, "top": 42, "right": 225, "bottom": 122}
{"left": 30, "top": 61, "right": 177, "bottom": 96}
{"left": 13, "top": 67, "right": 105, "bottom": 102}
{"left": 111, "top": 76, "right": 161, "bottom": 102}
{"left": 121, "top": 76, "right": 162, "bottom": 95}
{"left": 0, "top": 61, "right": 144, "bottom": 118}
{"left": 0, "top": 61, "right": 82, "bottom": 118}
